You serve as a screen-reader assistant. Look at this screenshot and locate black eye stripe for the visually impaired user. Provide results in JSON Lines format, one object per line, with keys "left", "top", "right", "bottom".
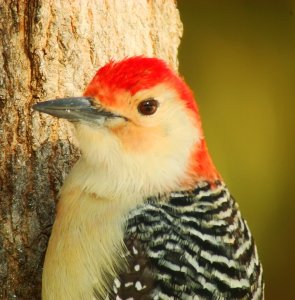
{"left": 137, "top": 98, "right": 159, "bottom": 116}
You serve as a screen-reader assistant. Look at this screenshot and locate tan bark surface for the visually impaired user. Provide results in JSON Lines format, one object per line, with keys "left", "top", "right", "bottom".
{"left": 0, "top": 1, "right": 182, "bottom": 299}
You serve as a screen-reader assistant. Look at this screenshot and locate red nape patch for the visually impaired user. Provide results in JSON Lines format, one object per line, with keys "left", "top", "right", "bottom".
{"left": 189, "top": 139, "right": 221, "bottom": 182}
{"left": 84, "top": 56, "right": 198, "bottom": 113}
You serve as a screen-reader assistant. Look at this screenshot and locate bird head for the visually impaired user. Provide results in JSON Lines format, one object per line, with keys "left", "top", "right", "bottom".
{"left": 33, "top": 56, "right": 219, "bottom": 198}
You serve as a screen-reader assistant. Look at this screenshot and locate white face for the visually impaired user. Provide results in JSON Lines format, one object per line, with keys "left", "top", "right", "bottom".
{"left": 74, "top": 83, "right": 201, "bottom": 199}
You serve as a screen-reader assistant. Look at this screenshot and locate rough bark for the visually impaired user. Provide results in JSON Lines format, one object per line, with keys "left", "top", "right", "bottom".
{"left": 0, "top": 1, "right": 182, "bottom": 299}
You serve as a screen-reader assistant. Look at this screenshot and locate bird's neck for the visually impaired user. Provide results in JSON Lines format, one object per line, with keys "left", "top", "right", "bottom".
{"left": 43, "top": 152, "right": 219, "bottom": 299}
{"left": 187, "top": 138, "right": 220, "bottom": 183}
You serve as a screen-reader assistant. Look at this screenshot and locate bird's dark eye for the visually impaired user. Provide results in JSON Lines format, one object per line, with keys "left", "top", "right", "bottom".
{"left": 137, "top": 98, "right": 159, "bottom": 116}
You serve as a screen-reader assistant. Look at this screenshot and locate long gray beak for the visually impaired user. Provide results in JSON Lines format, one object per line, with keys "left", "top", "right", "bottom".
{"left": 33, "top": 97, "right": 122, "bottom": 124}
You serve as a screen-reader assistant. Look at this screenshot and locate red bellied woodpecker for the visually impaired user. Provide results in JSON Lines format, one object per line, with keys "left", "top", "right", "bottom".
{"left": 33, "top": 56, "right": 264, "bottom": 300}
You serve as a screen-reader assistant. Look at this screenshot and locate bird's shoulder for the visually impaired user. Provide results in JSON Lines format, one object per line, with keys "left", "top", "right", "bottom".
{"left": 108, "top": 181, "right": 264, "bottom": 300}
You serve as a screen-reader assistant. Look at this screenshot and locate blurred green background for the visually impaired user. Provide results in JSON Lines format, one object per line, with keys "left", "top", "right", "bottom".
{"left": 178, "top": 1, "right": 295, "bottom": 299}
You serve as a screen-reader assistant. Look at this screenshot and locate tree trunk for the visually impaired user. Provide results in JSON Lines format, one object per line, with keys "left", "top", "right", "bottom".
{"left": 0, "top": 1, "right": 182, "bottom": 299}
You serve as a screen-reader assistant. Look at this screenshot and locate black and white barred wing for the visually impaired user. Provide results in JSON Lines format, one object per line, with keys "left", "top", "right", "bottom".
{"left": 109, "top": 182, "right": 264, "bottom": 300}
